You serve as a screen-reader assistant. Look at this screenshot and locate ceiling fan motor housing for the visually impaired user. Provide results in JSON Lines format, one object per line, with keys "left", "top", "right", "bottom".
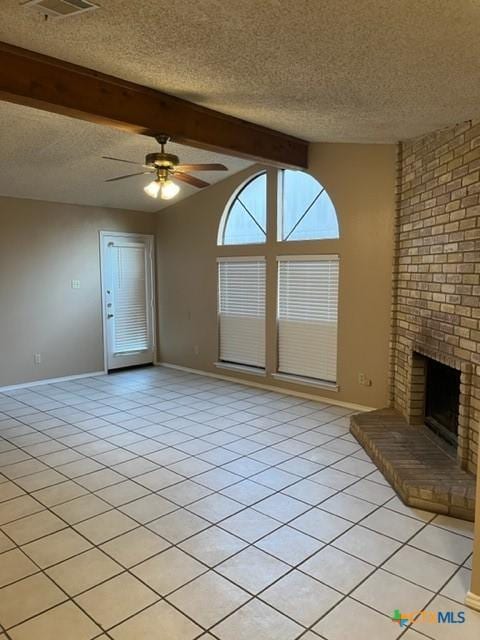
{"left": 145, "top": 152, "right": 180, "bottom": 169}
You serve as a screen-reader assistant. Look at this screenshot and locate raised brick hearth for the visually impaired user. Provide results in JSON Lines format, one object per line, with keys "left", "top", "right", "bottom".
{"left": 351, "top": 409, "right": 476, "bottom": 520}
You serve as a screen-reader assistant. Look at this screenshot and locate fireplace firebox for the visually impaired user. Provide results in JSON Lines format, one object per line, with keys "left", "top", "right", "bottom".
{"left": 425, "top": 358, "right": 460, "bottom": 447}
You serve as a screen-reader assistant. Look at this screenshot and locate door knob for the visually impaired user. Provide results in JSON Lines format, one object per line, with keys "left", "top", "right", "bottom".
{"left": 107, "top": 314, "right": 114, "bottom": 319}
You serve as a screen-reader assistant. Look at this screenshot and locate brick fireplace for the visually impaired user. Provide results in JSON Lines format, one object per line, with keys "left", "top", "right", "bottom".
{"left": 351, "top": 119, "right": 480, "bottom": 518}
{"left": 391, "top": 119, "right": 480, "bottom": 475}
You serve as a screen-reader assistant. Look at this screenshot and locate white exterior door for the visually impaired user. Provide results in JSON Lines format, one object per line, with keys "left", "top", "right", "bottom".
{"left": 101, "top": 233, "right": 155, "bottom": 371}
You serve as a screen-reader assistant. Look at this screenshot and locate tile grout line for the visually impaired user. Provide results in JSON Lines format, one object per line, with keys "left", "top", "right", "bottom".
{"left": 0, "top": 369, "right": 474, "bottom": 638}
{"left": 0, "top": 373, "right": 359, "bottom": 636}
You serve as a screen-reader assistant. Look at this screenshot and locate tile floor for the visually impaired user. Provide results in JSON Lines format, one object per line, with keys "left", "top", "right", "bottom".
{"left": 0, "top": 366, "right": 478, "bottom": 640}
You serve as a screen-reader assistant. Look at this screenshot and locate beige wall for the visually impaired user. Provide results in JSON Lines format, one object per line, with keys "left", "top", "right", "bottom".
{"left": 471, "top": 460, "right": 480, "bottom": 600}
{"left": 0, "top": 196, "right": 155, "bottom": 387}
{"left": 156, "top": 143, "right": 396, "bottom": 408}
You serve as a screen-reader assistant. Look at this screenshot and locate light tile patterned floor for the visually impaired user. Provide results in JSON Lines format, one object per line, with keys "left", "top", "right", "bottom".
{"left": 0, "top": 366, "right": 477, "bottom": 640}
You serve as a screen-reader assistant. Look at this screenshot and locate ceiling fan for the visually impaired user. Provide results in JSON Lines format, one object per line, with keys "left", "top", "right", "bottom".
{"left": 103, "top": 134, "right": 228, "bottom": 200}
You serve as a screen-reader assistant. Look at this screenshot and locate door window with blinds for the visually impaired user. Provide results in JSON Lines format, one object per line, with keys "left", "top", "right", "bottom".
{"left": 101, "top": 233, "right": 155, "bottom": 371}
{"left": 218, "top": 258, "right": 266, "bottom": 369}
{"left": 277, "top": 256, "right": 339, "bottom": 383}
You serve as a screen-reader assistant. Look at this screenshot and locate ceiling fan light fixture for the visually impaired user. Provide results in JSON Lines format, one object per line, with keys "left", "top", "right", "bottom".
{"left": 160, "top": 179, "right": 180, "bottom": 200}
{"left": 144, "top": 179, "right": 161, "bottom": 198}
{"left": 105, "top": 137, "right": 221, "bottom": 197}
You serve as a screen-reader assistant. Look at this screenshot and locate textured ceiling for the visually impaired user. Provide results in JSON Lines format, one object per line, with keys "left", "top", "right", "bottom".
{"left": 0, "top": 102, "right": 251, "bottom": 211}
{"left": 1, "top": 1, "right": 480, "bottom": 142}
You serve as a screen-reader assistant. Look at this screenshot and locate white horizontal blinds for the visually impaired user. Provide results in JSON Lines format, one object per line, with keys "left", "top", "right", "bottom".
{"left": 218, "top": 258, "right": 266, "bottom": 368}
{"left": 278, "top": 256, "right": 339, "bottom": 382}
{"left": 112, "top": 242, "right": 149, "bottom": 354}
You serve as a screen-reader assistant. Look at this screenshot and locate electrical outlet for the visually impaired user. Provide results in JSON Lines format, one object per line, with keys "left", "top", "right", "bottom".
{"left": 358, "top": 372, "right": 372, "bottom": 387}
{"left": 34, "top": 353, "right": 41, "bottom": 365}
{"left": 193, "top": 345, "right": 199, "bottom": 356}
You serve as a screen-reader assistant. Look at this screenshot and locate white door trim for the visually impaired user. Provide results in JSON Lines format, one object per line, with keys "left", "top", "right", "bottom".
{"left": 99, "top": 231, "right": 156, "bottom": 373}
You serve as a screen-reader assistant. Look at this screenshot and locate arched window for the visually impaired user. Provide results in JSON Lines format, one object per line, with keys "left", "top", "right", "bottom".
{"left": 218, "top": 172, "right": 267, "bottom": 245}
{"left": 216, "top": 169, "right": 340, "bottom": 383}
{"left": 279, "top": 170, "right": 339, "bottom": 241}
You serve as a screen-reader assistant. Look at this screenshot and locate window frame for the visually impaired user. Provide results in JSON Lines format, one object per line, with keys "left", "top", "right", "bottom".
{"left": 277, "top": 169, "right": 339, "bottom": 243}
{"left": 216, "top": 256, "right": 267, "bottom": 374}
{"left": 275, "top": 254, "right": 340, "bottom": 387}
{"left": 215, "top": 168, "right": 341, "bottom": 388}
{"left": 217, "top": 171, "right": 267, "bottom": 247}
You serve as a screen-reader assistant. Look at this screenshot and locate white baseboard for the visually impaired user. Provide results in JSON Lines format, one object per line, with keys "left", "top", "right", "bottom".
{"left": 1, "top": 362, "right": 376, "bottom": 412}
{"left": 465, "top": 590, "right": 480, "bottom": 612}
{"left": 158, "top": 362, "right": 374, "bottom": 412}
{"left": 0, "top": 371, "right": 105, "bottom": 393}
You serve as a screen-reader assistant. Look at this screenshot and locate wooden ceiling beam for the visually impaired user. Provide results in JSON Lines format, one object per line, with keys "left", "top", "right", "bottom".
{"left": 0, "top": 42, "right": 308, "bottom": 168}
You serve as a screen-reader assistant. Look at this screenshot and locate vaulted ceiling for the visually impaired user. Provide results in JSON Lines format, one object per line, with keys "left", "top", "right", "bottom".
{"left": 0, "top": 102, "right": 251, "bottom": 211}
{"left": 1, "top": 0, "right": 479, "bottom": 143}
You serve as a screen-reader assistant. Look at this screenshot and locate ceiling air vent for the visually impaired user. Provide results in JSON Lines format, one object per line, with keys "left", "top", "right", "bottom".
{"left": 22, "top": 0, "right": 99, "bottom": 19}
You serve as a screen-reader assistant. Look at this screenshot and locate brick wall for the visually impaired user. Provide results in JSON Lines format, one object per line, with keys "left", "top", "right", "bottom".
{"left": 392, "top": 119, "right": 480, "bottom": 473}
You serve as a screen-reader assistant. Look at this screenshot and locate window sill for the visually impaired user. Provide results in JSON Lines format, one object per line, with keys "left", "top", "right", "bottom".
{"left": 214, "top": 362, "right": 267, "bottom": 377}
{"left": 272, "top": 372, "right": 339, "bottom": 392}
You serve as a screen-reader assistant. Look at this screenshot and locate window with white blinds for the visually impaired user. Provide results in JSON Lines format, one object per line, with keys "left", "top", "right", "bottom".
{"left": 112, "top": 243, "right": 149, "bottom": 354}
{"left": 278, "top": 255, "right": 339, "bottom": 382}
{"left": 218, "top": 258, "right": 266, "bottom": 368}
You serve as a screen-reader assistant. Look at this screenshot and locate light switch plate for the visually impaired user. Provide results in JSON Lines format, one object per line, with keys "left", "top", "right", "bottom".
{"left": 71, "top": 279, "right": 81, "bottom": 289}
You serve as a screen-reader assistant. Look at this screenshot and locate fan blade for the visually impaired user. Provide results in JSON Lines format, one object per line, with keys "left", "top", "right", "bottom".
{"left": 105, "top": 172, "right": 152, "bottom": 183}
{"left": 175, "top": 163, "right": 228, "bottom": 172}
{"left": 173, "top": 173, "right": 210, "bottom": 188}
{"left": 102, "top": 156, "right": 143, "bottom": 166}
